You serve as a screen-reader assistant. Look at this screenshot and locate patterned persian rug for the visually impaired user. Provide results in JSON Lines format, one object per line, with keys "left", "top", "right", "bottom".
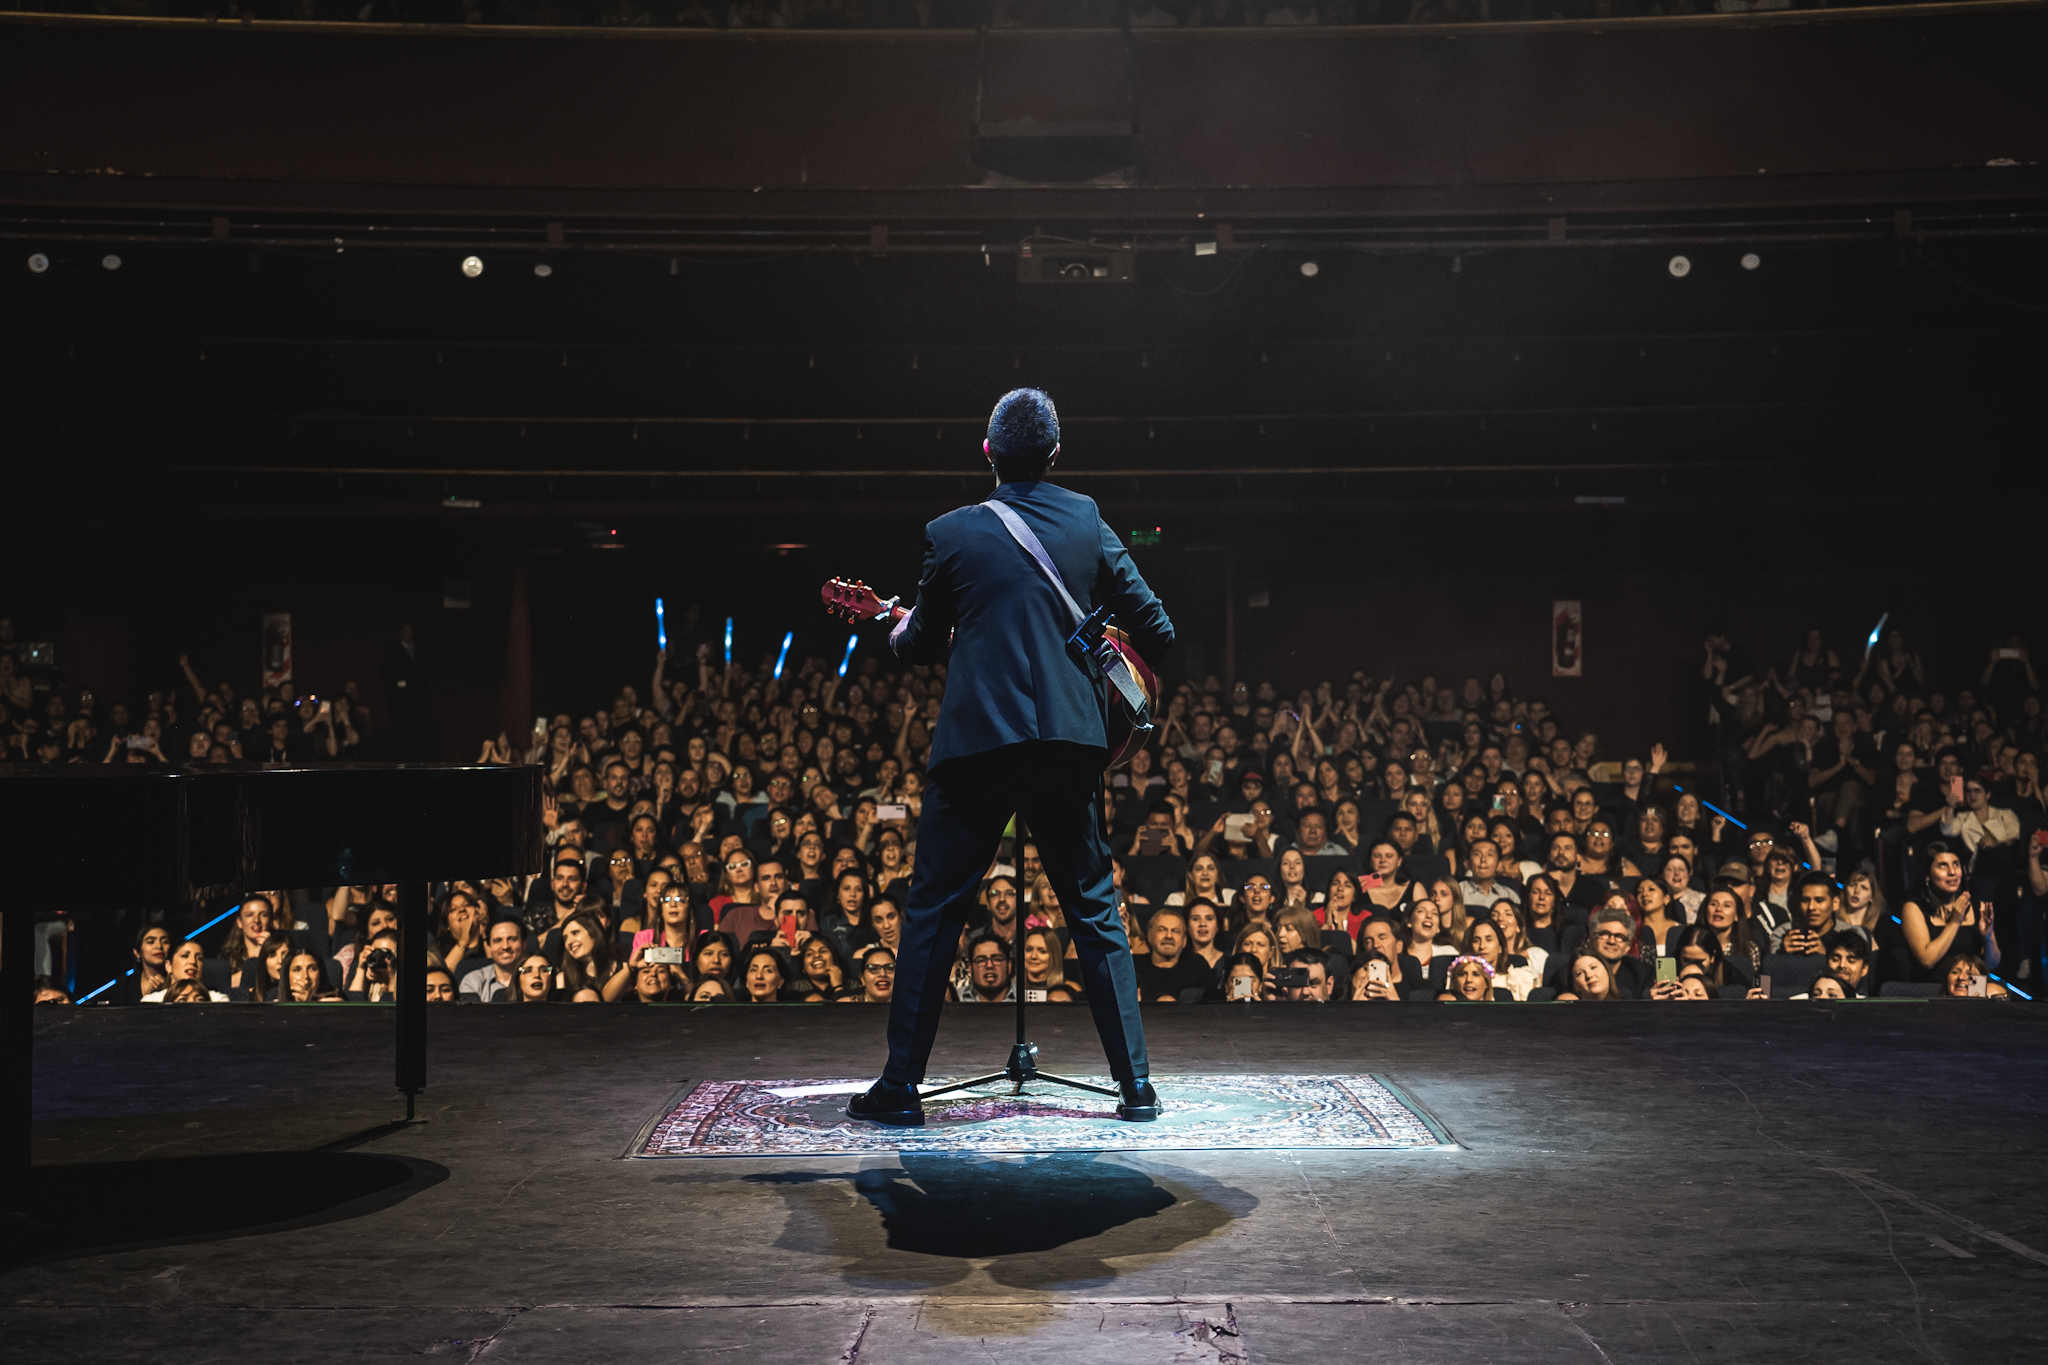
{"left": 631, "top": 1073, "right": 1453, "bottom": 1157}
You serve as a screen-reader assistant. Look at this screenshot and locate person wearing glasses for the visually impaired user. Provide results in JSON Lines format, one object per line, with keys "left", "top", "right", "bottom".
{"left": 629, "top": 882, "right": 696, "bottom": 963}
{"left": 1582, "top": 906, "right": 1655, "bottom": 998}
{"left": 846, "top": 946, "right": 896, "bottom": 1004}
{"left": 706, "top": 850, "right": 760, "bottom": 925}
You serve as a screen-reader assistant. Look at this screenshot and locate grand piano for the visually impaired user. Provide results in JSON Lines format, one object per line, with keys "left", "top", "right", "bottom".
{"left": 1, "top": 763, "right": 545, "bottom": 1182}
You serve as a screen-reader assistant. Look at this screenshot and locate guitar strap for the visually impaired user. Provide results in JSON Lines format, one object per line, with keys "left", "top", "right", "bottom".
{"left": 981, "top": 499, "right": 1153, "bottom": 728}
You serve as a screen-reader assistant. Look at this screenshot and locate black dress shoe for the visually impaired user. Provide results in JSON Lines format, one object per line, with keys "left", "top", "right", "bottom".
{"left": 846, "top": 1080, "right": 924, "bottom": 1127}
{"left": 1116, "top": 1078, "right": 1161, "bottom": 1122}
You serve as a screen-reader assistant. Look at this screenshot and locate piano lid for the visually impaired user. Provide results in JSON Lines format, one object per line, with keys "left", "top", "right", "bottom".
{"left": 0, "top": 764, "right": 545, "bottom": 912}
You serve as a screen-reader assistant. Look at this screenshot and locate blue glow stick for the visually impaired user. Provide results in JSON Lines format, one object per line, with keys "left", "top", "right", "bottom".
{"left": 773, "top": 631, "right": 794, "bottom": 680}
{"left": 655, "top": 597, "right": 667, "bottom": 651}
{"left": 1673, "top": 785, "right": 1747, "bottom": 832}
{"left": 190, "top": 902, "right": 247, "bottom": 938}
{"left": 1992, "top": 975, "right": 2033, "bottom": 1001}
{"left": 75, "top": 899, "right": 249, "bottom": 1003}
{"left": 723, "top": 617, "right": 733, "bottom": 667}
{"left": 76, "top": 966, "right": 135, "bottom": 1004}
{"left": 838, "top": 633, "right": 858, "bottom": 678}
{"left": 1864, "top": 612, "right": 1889, "bottom": 661}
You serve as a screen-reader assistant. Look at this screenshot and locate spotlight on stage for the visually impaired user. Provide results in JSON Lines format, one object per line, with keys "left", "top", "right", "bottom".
{"left": 461, "top": 255, "right": 484, "bottom": 278}
{"left": 101, "top": 254, "right": 123, "bottom": 272}
{"left": 534, "top": 263, "right": 553, "bottom": 278}
{"left": 27, "top": 253, "right": 50, "bottom": 274}
{"left": 1741, "top": 253, "right": 1762, "bottom": 271}
{"left": 1667, "top": 255, "right": 1691, "bottom": 278}
{"left": 1299, "top": 260, "right": 1320, "bottom": 277}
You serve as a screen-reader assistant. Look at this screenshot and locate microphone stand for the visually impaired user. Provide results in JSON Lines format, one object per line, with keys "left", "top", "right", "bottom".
{"left": 918, "top": 822, "right": 1119, "bottom": 1103}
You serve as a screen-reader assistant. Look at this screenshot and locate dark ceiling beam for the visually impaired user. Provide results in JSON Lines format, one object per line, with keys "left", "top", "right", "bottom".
{"left": 4, "top": 5, "right": 2045, "bottom": 226}
{"left": 5, "top": 169, "right": 2042, "bottom": 233}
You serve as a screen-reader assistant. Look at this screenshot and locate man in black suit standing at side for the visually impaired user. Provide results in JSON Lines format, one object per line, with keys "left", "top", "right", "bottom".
{"left": 848, "top": 389, "right": 1175, "bottom": 1126}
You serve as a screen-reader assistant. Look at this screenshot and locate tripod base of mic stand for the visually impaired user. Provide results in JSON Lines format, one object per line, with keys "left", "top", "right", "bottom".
{"left": 920, "top": 1042, "right": 1121, "bottom": 1100}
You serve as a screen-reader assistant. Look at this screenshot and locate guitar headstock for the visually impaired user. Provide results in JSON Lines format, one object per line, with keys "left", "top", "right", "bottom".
{"left": 821, "top": 577, "right": 887, "bottom": 623}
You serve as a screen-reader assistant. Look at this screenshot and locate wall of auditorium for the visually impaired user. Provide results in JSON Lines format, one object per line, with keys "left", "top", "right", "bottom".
{"left": 30, "top": 524, "right": 533, "bottom": 763}
{"left": 2, "top": 6, "right": 2043, "bottom": 210}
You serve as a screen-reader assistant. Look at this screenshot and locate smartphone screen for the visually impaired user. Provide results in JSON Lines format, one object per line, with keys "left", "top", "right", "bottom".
{"left": 1948, "top": 776, "right": 1965, "bottom": 806}
{"left": 1758, "top": 974, "right": 1772, "bottom": 998}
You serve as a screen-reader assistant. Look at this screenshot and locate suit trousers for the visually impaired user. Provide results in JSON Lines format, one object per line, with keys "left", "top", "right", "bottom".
{"left": 882, "top": 740, "right": 1148, "bottom": 1086}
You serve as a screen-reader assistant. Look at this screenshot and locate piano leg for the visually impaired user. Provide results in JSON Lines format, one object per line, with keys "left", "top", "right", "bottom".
{"left": 396, "top": 881, "right": 428, "bottom": 1121}
{"left": 4, "top": 905, "right": 31, "bottom": 1186}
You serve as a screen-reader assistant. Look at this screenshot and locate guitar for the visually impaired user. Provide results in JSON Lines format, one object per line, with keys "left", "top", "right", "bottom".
{"left": 820, "top": 577, "right": 1159, "bottom": 770}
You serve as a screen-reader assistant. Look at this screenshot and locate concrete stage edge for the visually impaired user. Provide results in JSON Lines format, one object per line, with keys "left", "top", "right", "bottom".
{"left": 8, "top": 1003, "right": 2048, "bottom": 1363}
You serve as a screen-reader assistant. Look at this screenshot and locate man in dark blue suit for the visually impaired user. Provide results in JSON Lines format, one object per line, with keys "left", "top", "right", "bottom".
{"left": 848, "top": 389, "right": 1174, "bottom": 1126}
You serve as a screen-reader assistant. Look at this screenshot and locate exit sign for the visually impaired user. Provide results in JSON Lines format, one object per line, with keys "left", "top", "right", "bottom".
{"left": 1128, "top": 527, "right": 1163, "bottom": 547}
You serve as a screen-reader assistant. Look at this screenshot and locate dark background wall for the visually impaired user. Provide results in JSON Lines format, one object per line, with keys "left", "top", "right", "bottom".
{"left": 3, "top": 7, "right": 2044, "bottom": 199}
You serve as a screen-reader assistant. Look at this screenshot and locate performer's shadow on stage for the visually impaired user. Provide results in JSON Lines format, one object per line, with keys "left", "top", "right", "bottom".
{"left": 745, "top": 1153, "right": 1255, "bottom": 1291}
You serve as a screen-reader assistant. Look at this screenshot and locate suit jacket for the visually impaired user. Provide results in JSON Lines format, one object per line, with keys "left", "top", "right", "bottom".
{"left": 893, "top": 479, "right": 1173, "bottom": 772}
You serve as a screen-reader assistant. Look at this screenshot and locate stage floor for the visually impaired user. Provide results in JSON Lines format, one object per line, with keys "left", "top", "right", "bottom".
{"left": 10, "top": 1001, "right": 2048, "bottom": 1363}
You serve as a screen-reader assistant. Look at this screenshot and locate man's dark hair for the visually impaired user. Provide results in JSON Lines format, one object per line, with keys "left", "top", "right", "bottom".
{"left": 963, "top": 927, "right": 1010, "bottom": 962}
{"left": 987, "top": 388, "right": 1060, "bottom": 480}
{"left": 1283, "top": 947, "right": 1326, "bottom": 970}
{"left": 1797, "top": 871, "right": 1837, "bottom": 897}
{"left": 1820, "top": 929, "right": 1871, "bottom": 962}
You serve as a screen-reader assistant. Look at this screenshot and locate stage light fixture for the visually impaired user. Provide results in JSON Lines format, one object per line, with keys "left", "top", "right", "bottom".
{"left": 101, "top": 254, "right": 123, "bottom": 271}
{"left": 1741, "top": 253, "right": 1761, "bottom": 271}
{"left": 27, "top": 253, "right": 49, "bottom": 274}
{"left": 534, "top": 263, "right": 553, "bottom": 278}
{"left": 1667, "top": 255, "right": 1691, "bottom": 278}
{"left": 461, "top": 255, "right": 484, "bottom": 278}
{"left": 1300, "top": 260, "right": 1320, "bottom": 277}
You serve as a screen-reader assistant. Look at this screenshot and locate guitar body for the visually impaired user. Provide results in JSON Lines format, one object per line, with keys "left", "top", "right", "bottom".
{"left": 823, "top": 576, "right": 1158, "bottom": 772}
{"left": 1098, "top": 625, "right": 1160, "bottom": 771}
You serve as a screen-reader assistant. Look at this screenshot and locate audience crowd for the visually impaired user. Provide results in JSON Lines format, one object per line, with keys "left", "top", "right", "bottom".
{"left": 9, "top": 617, "right": 2043, "bottom": 1011}
{"left": 39, "top": 0, "right": 1917, "bottom": 31}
